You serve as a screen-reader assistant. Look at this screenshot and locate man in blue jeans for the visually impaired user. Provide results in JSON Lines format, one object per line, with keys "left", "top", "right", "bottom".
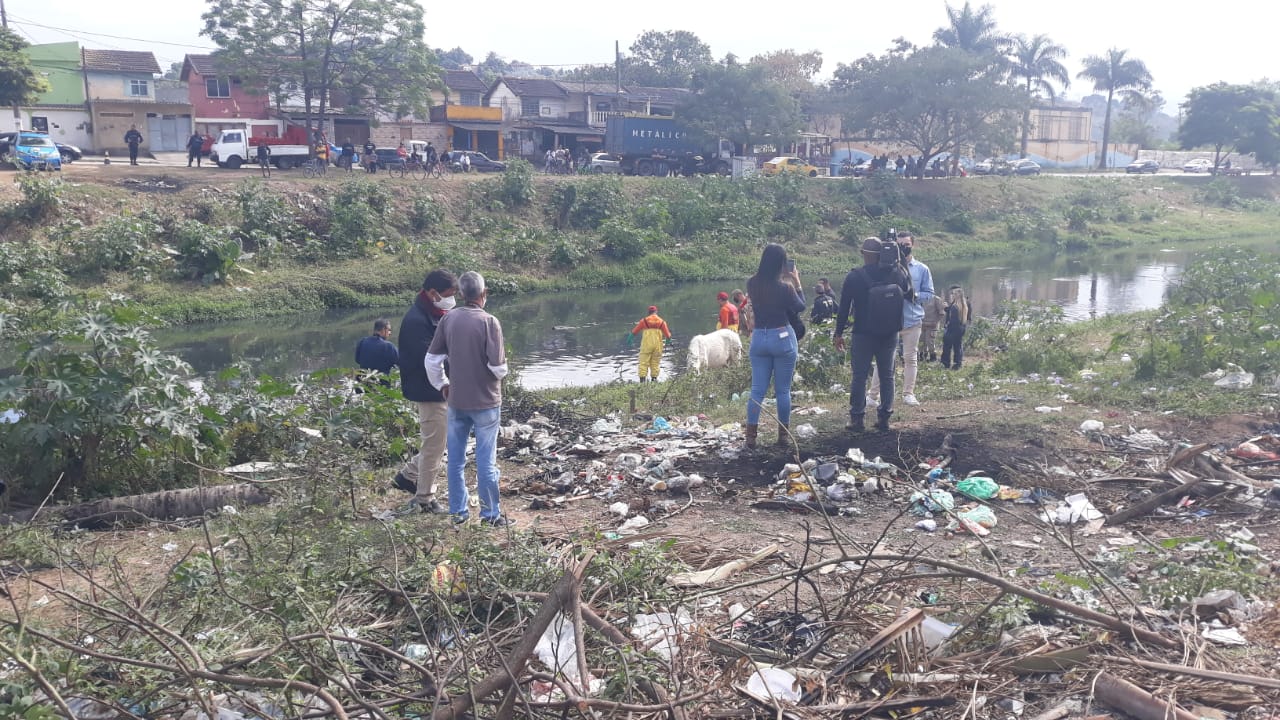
{"left": 425, "top": 271, "right": 513, "bottom": 528}
{"left": 833, "top": 237, "right": 911, "bottom": 432}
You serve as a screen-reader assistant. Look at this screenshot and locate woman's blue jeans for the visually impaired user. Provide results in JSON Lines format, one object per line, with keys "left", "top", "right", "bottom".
{"left": 746, "top": 326, "right": 798, "bottom": 426}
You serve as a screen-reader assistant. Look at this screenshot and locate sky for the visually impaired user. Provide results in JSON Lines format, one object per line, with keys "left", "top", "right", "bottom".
{"left": 7, "top": 0, "right": 1278, "bottom": 111}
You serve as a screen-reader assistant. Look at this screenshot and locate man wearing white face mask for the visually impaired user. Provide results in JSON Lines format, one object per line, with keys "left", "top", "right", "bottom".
{"left": 393, "top": 269, "right": 459, "bottom": 513}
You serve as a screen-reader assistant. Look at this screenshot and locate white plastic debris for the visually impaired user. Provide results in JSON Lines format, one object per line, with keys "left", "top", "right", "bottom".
{"left": 616, "top": 515, "right": 650, "bottom": 535}
{"left": 220, "top": 505, "right": 239, "bottom": 516}
{"left": 162, "top": 542, "right": 178, "bottom": 552}
{"left": 745, "top": 667, "right": 801, "bottom": 704}
{"left": 1214, "top": 369, "right": 1254, "bottom": 389}
{"left": 590, "top": 417, "right": 622, "bottom": 434}
{"left": 1034, "top": 406, "right": 1063, "bottom": 413}
{"left": 608, "top": 502, "right": 630, "bottom": 517}
{"left": 793, "top": 424, "right": 817, "bottom": 439}
{"left": 915, "top": 519, "right": 938, "bottom": 532}
{"left": 1201, "top": 625, "right": 1247, "bottom": 646}
{"left": 630, "top": 609, "right": 693, "bottom": 661}
{"left": 919, "top": 615, "right": 957, "bottom": 651}
{"left": 535, "top": 612, "right": 586, "bottom": 683}
{"left": 1079, "top": 420, "right": 1105, "bottom": 433}
{"left": 727, "top": 603, "right": 753, "bottom": 623}
{"left": 1040, "top": 493, "right": 1104, "bottom": 525}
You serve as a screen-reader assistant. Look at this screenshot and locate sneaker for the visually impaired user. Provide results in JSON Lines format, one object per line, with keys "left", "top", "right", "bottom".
{"left": 903, "top": 394, "right": 920, "bottom": 406}
{"left": 413, "top": 498, "right": 449, "bottom": 515}
{"left": 391, "top": 472, "right": 417, "bottom": 495}
{"left": 481, "top": 515, "right": 515, "bottom": 528}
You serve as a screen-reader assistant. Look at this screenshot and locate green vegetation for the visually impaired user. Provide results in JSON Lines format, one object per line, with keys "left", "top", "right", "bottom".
{"left": 1, "top": 171, "right": 1277, "bottom": 326}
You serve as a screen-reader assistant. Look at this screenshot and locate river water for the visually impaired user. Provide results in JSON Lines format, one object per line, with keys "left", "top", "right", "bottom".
{"left": 156, "top": 238, "right": 1276, "bottom": 389}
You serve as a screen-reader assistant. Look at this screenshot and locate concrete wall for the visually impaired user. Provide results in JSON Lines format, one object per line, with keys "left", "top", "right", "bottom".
{"left": 487, "top": 83, "right": 567, "bottom": 122}
{"left": 85, "top": 71, "right": 155, "bottom": 101}
{"left": 26, "top": 42, "right": 85, "bottom": 105}
{"left": 21, "top": 107, "right": 92, "bottom": 149}
{"left": 89, "top": 103, "right": 192, "bottom": 154}
{"left": 370, "top": 121, "right": 448, "bottom": 150}
{"left": 185, "top": 70, "right": 270, "bottom": 120}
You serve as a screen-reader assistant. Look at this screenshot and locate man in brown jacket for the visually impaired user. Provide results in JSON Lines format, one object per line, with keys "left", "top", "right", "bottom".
{"left": 425, "top": 271, "right": 512, "bottom": 528}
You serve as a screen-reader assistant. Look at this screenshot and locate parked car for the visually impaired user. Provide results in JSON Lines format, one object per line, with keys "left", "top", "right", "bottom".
{"left": 446, "top": 150, "right": 505, "bottom": 173}
{"left": 972, "top": 158, "right": 1009, "bottom": 175}
{"left": 589, "top": 153, "right": 622, "bottom": 174}
{"left": 0, "top": 131, "right": 62, "bottom": 171}
{"left": 762, "top": 156, "right": 819, "bottom": 177}
{"left": 1125, "top": 159, "right": 1160, "bottom": 174}
{"left": 0, "top": 132, "right": 78, "bottom": 164}
{"left": 1005, "top": 159, "right": 1041, "bottom": 176}
{"left": 1182, "top": 158, "right": 1213, "bottom": 173}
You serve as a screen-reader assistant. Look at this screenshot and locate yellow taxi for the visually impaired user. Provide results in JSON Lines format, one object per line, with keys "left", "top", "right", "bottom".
{"left": 762, "top": 156, "right": 820, "bottom": 177}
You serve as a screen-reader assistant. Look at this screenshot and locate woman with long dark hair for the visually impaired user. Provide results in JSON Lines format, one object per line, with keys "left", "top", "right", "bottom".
{"left": 744, "top": 244, "right": 805, "bottom": 448}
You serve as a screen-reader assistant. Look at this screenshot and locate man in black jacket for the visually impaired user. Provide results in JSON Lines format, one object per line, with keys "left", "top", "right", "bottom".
{"left": 833, "top": 238, "right": 910, "bottom": 433}
{"left": 393, "top": 269, "right": 458, "bottom": 513}
{"left": 124, "top": 125, "right": 144, "bottom": 165}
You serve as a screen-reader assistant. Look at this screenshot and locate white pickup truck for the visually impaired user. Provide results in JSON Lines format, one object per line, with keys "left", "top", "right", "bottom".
{"left": 210, "top": 129, "right": 310, "bottom": 170}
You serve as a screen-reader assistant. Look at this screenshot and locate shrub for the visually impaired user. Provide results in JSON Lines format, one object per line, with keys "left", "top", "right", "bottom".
{"left": 171, "top": 220, "right": 242, "bottom": 284}
{"left": 328, "top": 178, "right": 394, "bottom": 255}
{"left": 408, "top": 194, "right": 445, "bottom": 233}
{"left": 494, "top": 158, "right": 535, "bottom": 207}
{"left": 64, "top": 213, "right": 166, "bottom": 277}
{"left": 0, "top": 242, "right": 68, "bottom": 300}
{"left": 234, "top": 180, "right": 304, "bottom": 257}
{"left": 600, "top": 219, "right": 650, "bottom": 260}
{"left": 0, "top": 301, "right": 210, "bottom": 501}
{"left": 549, "top": 233, "right": 596, "bottom": 268}
{"left": 942, "top": 210, "right": 976, "bottom": 234}
{"left": 1197, "top": 178, "right": 1240, "bottom": 208}
{"left": 548, "top": 176, "right": 625, "bottom": 230}
{"left": 13, "top": 173, "right": 62, "bottom": 220}
{"left": 495, "top": 229, "right": 544, "bottom": 266}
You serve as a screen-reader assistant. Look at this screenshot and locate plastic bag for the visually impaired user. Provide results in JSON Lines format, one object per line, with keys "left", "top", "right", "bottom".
{"left": 908, "top": 489, "right": 954, "bottom": 516}
{"left": 955, "top": 477, "right": 999, "bottom": 500}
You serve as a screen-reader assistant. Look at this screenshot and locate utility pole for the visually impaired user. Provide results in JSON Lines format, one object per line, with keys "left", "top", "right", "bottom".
{"left": 614, "top": 40, "right": 621, "bottom": 94}
{"left": 2, "top": 0, "right": 23, "bottom": 131}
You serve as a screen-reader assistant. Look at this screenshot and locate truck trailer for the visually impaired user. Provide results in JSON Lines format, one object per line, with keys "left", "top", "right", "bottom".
{"left": 603, "top": 117, "right": 732, "bottom": 176}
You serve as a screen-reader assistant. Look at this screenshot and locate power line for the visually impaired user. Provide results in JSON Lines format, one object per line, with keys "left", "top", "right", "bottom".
{"left": 9, "top": 16, "right": 217, "bottom": 50}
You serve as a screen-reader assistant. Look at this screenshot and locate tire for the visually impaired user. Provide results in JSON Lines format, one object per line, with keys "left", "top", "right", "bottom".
{"left": 430, "top": 164, "right": 443, "bottom": 179}
{"left": 809, "top": 169, "right": 818, "bottom": 177}
{"left": 303, "top": 162, "right": 317, "bottom": 179}
{"left": 226, "top": 156, "right": 243, "bottom": 170}
{"left": 635, "top": 160, "right": 653, "bottom": 176}
{"left": 391, "top": 163, "right": 406, "bottom": 179}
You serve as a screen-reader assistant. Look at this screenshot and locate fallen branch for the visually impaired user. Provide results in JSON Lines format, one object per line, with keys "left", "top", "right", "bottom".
{"left": 433, "top": 552, "right": 595, "bottom": 720}
{"left": 1, "top": 484, "right": 270, "bottom": 529}
{"left": 1099, "top": 655, "right": 1280, "bottom": 690}
{"left": 1092, "top": 671, "right": 1198, "bottom": 720}
{"left": 1105, "top": 474, "right": 1210, "bottom": 526}
{"left": 668, "top": 544, "right": 780, "bottom": 587}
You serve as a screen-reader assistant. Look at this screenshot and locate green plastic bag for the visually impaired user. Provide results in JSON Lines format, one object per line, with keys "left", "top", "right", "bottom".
{"left": 955, "top": 476, "right": 999, "bottom": 500}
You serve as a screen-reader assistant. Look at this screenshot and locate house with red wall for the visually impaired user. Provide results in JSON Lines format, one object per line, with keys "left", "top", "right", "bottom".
{"left": 179, "top": 54, "right": 273, "bottom": 140}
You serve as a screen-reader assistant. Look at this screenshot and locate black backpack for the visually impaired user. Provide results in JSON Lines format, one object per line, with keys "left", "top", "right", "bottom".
{"left": 862, "top": 260, "right": 906, "bottom": 337}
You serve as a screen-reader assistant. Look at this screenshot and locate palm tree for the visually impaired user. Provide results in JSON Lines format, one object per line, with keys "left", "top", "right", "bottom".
{"left": 1011, "top": 34, "right": 1070, "bottom": 158}
{"left": 933, "top": 1, "right": 1008, "bottom": 59}
{"left": 1078, "top": 48, "right": 1153, "bottom": 169}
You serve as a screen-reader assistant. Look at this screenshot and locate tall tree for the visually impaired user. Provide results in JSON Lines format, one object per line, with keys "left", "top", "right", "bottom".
{"left": 434, "top": 47, "right": 473, "bottom": 70}
{"left": 202, "top": 0, "right": 438, "bottom": 135}
{"left": 748, "top": 50, "right": 823, "bottom": 94}
{"left": 680, "top": 58, "right": 800, "bottom": 154}
{"left": 833, "top": 44, "right": 1024, "bottom": 170}
{"left": 1010, "top": 34, "right": 1070, "bottom": 158}
{"left": 933, "top": 2, "right": 1008, "bottom": 61}
{"left": 1112, "top": 90, "right": 1164, "bottom": 148}
{"left": 1179, "top": 82, "right": 1280, "bottom": 171}
{"left": 628, "top": 30, "right": 711, "bottom": 87}
{"left": 1077, "top": 48, "right": 1152, "bottom": 169}
{"left": 0, "top": 28, "right": 49, "bottom": 109}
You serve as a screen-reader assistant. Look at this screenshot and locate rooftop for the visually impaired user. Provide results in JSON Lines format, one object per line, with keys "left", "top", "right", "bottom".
{"left": 82, "top": 49, "right": 161, "bottom": 74}
{"left": 444, "top": 70, "right": 488, "bottom": 94}
{"left": 490, "top": 76, "right": 568, "bottom": 98}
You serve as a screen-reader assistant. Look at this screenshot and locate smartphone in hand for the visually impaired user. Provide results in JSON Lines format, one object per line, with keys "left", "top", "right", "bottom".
{"left": 786, "top": 259, "right": 796, "bottom": 272}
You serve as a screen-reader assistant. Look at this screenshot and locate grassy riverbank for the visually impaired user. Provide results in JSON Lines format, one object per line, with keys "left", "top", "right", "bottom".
{"left": 2, "top": 165, "right": 1277, "bottom": 325}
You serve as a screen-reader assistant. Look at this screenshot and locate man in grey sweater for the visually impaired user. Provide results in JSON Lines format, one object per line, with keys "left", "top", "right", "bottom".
{"left": 425, "top": 271, "right": 512, "bottom": 527}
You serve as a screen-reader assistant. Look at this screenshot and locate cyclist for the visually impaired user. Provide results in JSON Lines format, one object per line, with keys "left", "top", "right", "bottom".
{"left": 397, "top": 142, "right": 409, "bottom": 162}
{"left": 315, "top": 139, "right": 329, "bottom": 165}
{"left": 425, "top": 142, "right": 438, "bottom": 173}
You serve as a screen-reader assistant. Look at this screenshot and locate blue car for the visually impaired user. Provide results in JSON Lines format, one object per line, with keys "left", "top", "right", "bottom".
{"left": 0, "top": 131, "right": 63, "bottom": 171}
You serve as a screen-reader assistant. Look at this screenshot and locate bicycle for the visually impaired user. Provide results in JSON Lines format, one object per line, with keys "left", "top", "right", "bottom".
{"left": 302, "top": 157, "right": 328, "bottom": 178}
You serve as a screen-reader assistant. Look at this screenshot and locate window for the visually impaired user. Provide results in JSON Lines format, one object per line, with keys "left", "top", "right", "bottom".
{"left": 206, "top": 77, "right": 231, "bottom": 98}
{"left": 521, "top": 97, "right": 540, "bottom": 117}
{"left": 127, "top": 79, "right": 149, "bottom": 97}
{"left": 459, "top": 91, "right": 480, "bottom": 106}
{"left": 30, "top": 116, "right": 49, "bottom": 133}
{"left": 1068, "top": 116, "right": 1085, "bottom": 141}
